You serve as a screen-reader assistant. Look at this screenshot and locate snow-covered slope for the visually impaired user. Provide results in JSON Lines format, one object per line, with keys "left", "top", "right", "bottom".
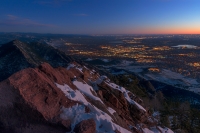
{"left": 55, "top": 62, "right": 174, "bottom": 133}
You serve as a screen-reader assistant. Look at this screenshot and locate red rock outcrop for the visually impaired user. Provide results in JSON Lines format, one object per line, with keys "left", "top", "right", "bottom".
{"left": 9, "top": 63, "right": 78, "bottom": 122}
{"left": 0, "top": 62, "right": 163, "bottom": 133}
{"left": 0, "top": 80, "right": 67, "bottom": 133}
{"left": 0, "top": 62, "right": 98, "bottom": 132}
{"left": 4, "top": 63, "right": 90, "bottom": 132}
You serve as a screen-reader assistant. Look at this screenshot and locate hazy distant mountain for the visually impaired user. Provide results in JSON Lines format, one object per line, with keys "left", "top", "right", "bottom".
{"left": 0, "top": 40, "right": 72, "bottom": 81}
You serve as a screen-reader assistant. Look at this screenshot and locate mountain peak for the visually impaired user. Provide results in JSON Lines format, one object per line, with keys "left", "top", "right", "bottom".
{"left": 12, "top": 39, "right": 26, "bottom": 47}
{"left": 3, "top": 39, "right": 24, "bottom": 47}
{"left": 0, "top": 40, "right": 72, "bottom": 82}
{"left": 13, "top": 39, "right": 22, "bottom": 44}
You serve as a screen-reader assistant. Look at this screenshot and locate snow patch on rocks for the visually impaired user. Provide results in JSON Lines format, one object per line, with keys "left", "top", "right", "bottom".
{"left": 107, "top": 107, "right": 116, "bottom": 115}
{"left": 73, "top": 80, "right": 104, "bottom": 104}
{"left": 56, "top": 83, "right": 131, "bottom": 133}
{"left": 105, "top": 82, "right": 146, "bottom": 112}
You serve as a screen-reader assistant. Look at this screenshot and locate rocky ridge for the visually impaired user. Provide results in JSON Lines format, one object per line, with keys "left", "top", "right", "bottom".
{"left": 0, "top": 62, "right": 173, "bottom": 133}
{"left": 0, "top": 40, "right": 72, "bottom": 81}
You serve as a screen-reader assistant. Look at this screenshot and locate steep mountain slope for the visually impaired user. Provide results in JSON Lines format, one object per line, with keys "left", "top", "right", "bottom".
{"left": 0, "top": 40, "right": 72, "bottom": 81}
{"left": 0, "top": 62, "right": 173, "bottom": 133}
{"left": 0, "top": 80, "right": 67, "bottom": 133}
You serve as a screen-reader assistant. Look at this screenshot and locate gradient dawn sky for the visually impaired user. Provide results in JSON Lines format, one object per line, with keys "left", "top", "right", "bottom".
{"left": 0, "top": 0, "right": 200, "bottom": 34}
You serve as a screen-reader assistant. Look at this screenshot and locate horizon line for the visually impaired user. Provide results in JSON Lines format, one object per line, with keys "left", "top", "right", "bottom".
{"left": 0, "top": 31, "right": 200, "bottom": 36}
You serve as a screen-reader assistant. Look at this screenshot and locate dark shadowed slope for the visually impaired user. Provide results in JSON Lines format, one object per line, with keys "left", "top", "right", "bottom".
{"left": 0, "top": 40, "right": 72, "bottom": 81}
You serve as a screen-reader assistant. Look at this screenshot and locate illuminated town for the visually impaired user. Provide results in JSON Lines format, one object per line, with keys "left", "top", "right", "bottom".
{"left": 50, "top": 35, "right": 200, "bottom": 80}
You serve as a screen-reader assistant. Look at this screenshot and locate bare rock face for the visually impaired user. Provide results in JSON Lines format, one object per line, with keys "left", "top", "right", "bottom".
{"left": 38, "top": 62, "right": 72, "bottom": 85}
{"left": 0, "top": 80, "right": 67, "bottom": 133}
{"left": 8, "top": 64, "right": 78, "bottom": 122}
{"left": 73, "top": 119, "right": 96, "bottom": 133}
{"left": 6, "top": 63, "right": 79, "bottom": 132}
{"left": 99, "top": 81, "right": 146, "bottom": 122}
{"left": 108, "top": 92, "right": 119, "bottom": 108}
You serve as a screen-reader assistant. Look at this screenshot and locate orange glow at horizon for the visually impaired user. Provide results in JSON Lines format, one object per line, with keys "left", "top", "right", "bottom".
{"left": 126, "top": 26, "right": 200, "bottom": 34}
{"left": 148, "top": 27, "right": 200, "bottom": 34}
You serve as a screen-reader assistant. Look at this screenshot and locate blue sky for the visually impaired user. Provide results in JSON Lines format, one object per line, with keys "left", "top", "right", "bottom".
{"left": 0, "top": 0, "right": 200, "bottom": 34}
